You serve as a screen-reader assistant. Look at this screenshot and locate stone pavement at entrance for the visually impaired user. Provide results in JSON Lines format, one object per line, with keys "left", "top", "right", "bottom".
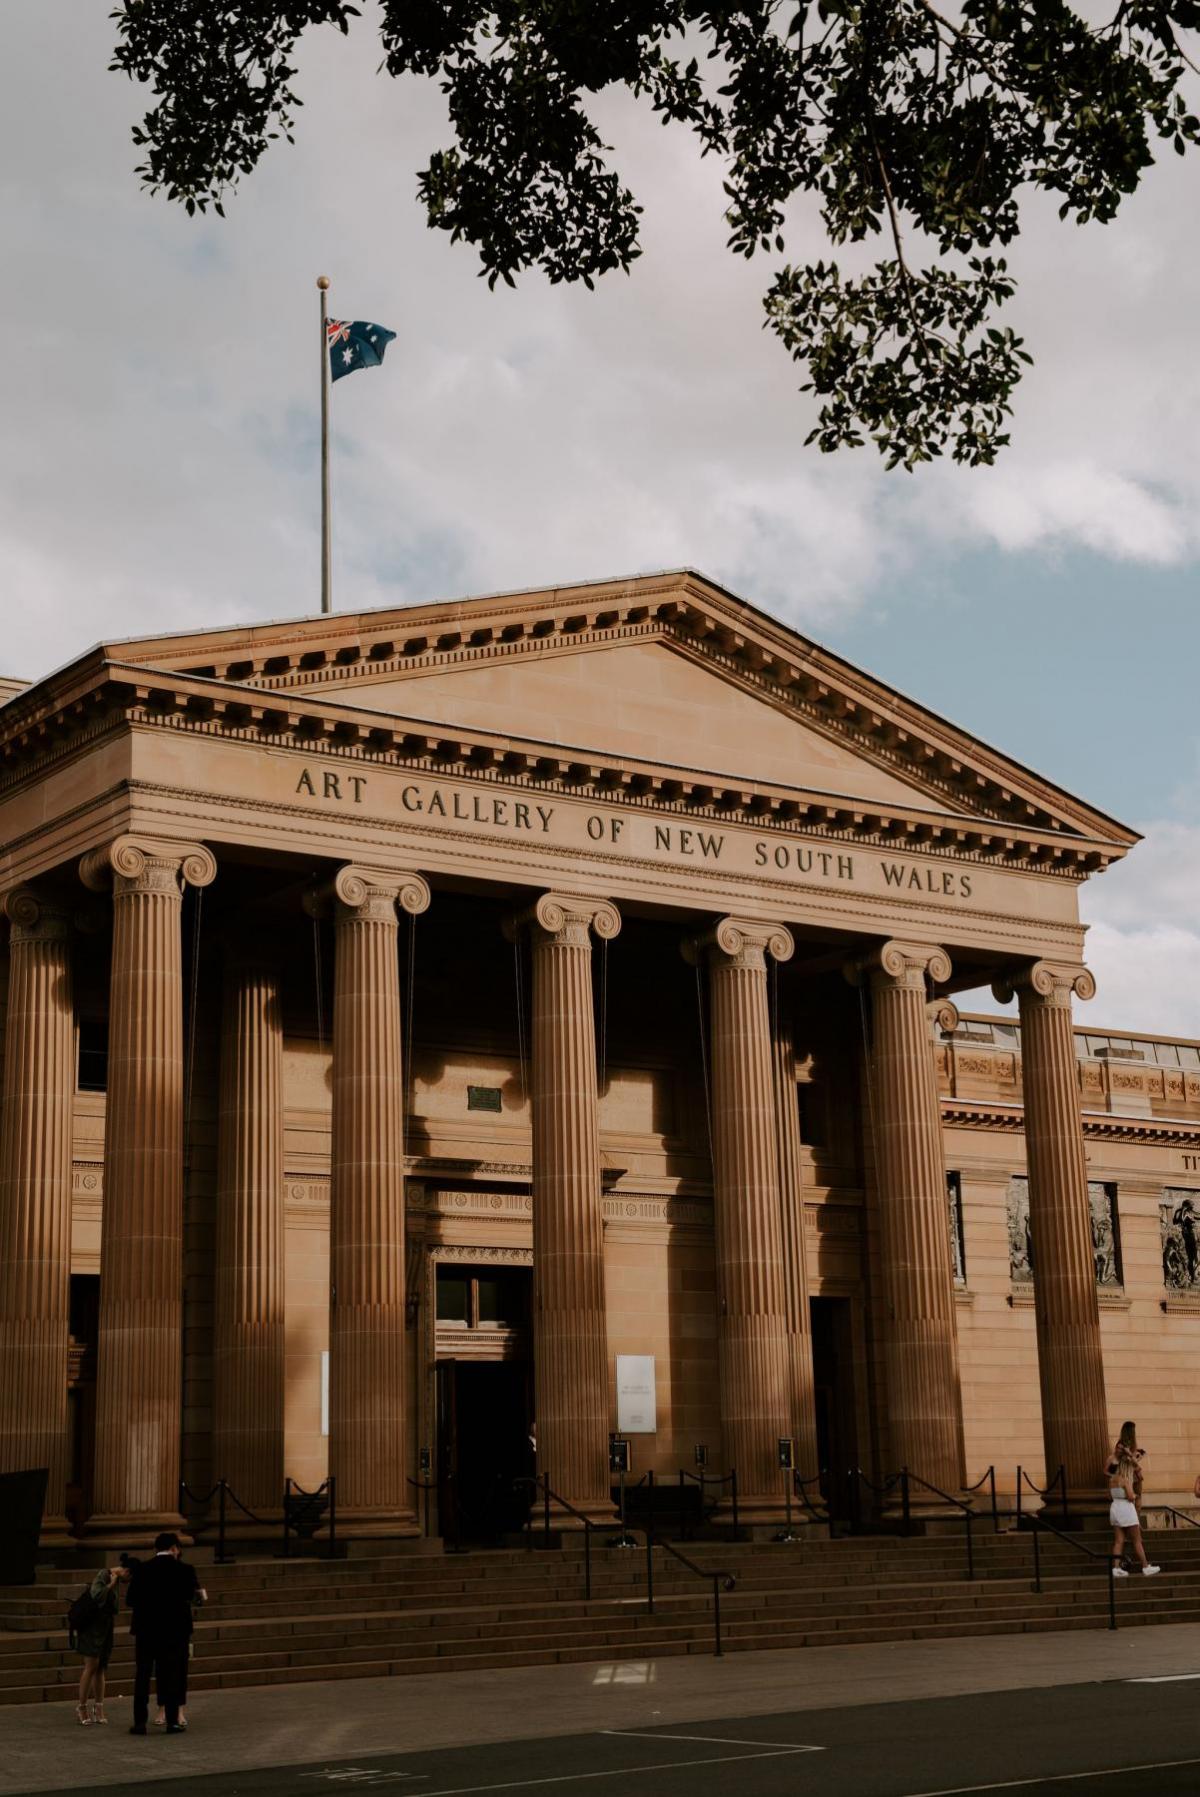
{"left": 5, "top": 1621, "right": 1200, "bottom": 1795}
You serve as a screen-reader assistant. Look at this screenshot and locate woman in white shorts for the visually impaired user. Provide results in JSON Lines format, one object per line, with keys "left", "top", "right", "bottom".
{"left": 1110, "top": 1449, "right": 1159, "bottom": 1577}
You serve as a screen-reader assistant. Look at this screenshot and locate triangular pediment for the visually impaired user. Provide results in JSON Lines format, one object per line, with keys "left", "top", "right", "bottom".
{"left": 298, "top": 637, "right": 955, "bottom": 813}
{"left": 91, "top": 569, "right": 1136, "bottom": 845}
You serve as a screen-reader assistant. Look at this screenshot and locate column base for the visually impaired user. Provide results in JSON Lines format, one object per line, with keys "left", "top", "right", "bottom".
{"left": 319, "top": 1506, "right": 419, "bottom": 1541}
{"left": 38, "top": 1513, "right": 78, "bottom": 1551}
{"left": 82, "top": 1510, "right": 190, "bottom": 1550}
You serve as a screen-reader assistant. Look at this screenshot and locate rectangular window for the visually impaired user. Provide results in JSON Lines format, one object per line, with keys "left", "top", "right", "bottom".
{"left": 435, "top": 1272, "right": 470, "bottom": 1323}
{"left": 477, "top": 1272, "right": 527, "bottom": 1328}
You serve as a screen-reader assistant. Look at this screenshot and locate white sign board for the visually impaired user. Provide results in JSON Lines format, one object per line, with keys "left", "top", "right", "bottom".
{"left": 616, "top": 1355, "right": 657, "bottom": 1434}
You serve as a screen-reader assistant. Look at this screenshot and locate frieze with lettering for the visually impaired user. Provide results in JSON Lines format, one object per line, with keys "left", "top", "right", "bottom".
{"left": 292, "top": 765, "right": 983, "bottom": 903}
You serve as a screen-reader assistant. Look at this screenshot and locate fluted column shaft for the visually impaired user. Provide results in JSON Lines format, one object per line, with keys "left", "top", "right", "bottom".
{"left": 771, "top": 980, "right": 818, "bottom": 1479}
{"left": 512, "top": 893, "right": 619, "bottom": 1516}
{"left": 1001, "top": 961, "right": 1108, "bottom": 1500}
{"left": 0, "top": 891, "right": 75, "bottom": 1540}
{"left": 81, "top": 838, "right": 217, "bottom": 1537}
{"left": 854, "top": 941, "right": 962, "bottom": 1494}
{"left": 213, "top": 951, "right": 285, "bottom": 1515}
{"left": 697, "top": 917, "right": 794, "bottom": 1511}
{"left": 327, "top": 865, "right": 429, "bottom": 1532}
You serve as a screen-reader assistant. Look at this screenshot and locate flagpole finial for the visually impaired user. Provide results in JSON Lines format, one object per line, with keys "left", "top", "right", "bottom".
{"left": 317, "top": 274, "right": 330, "bottom": 290}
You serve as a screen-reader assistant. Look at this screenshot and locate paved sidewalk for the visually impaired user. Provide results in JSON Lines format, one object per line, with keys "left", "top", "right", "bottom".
{"left": 4, "top": 1622, "right": 1200, "bottom": 1795}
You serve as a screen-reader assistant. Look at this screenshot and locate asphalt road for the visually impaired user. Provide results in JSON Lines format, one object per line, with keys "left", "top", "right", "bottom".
{"left": 21, "top": 1675, "right": 1200, "bottom": 1797}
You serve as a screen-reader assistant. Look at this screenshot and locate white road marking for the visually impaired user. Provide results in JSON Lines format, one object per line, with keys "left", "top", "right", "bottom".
{"left": 414, "top": 1746, "right": 824, "bottom": 1795}
{"left": 902, "top": 1753, "right": 1200, "bottom": 1795}
{"left": 602, "top": 1729, "right": 823, "bottom": 1750}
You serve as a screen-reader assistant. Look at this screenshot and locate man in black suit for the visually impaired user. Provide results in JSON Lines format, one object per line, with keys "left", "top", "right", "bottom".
{"left": 126, "top": 1532, "right": 200, "bottom": 1735}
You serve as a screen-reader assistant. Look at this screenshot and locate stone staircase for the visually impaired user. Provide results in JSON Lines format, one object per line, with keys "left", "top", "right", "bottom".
{"left": 2, "top": 1528, "right": 1196, "bottom": 1706}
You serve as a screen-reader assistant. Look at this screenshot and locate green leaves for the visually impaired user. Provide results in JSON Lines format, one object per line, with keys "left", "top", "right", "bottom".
{"left": 108, "top": 0, "right": 1200, "bottom": 466}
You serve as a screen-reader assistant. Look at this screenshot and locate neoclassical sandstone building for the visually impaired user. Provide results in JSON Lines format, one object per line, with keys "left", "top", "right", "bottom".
{"left": 0, "top": 569, "right": 1196, "bottom": 1546}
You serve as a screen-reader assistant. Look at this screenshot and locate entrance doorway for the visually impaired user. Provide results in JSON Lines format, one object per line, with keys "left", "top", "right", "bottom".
{"left": 434, "top": 1262, "right": 533, "bottom": 1544}
{"left": 437, "top": 1361, "right": 532, "bottom": 1543}
{"left": 810, "top": 1295, "right": 859, "bottom": 1524}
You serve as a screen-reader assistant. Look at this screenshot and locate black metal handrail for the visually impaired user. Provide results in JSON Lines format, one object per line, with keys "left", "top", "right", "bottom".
{"left": 406, "top": 1475, "right": 436, "bottom": 1540}
{"left": 1160, "top": 1506, "right": 1200, "bottom": 1531}
{"left": 897, "top": 1468, "right": 976, "bottom": 1580}
{"left": 962, "top": 1465, "right": 1000, "bottom": 1534}
{"left": 793, "top": 1470, "right": 830, "bottom": 1527}
{"left": 676, "top": 1467, "right": 740, "bottom": 1539}
{"left": 1025, "top": 1511, "right": 1116, "bottom": 1630}
{"left": 283, "top": 1476, "right": 337, "bottom": 1560}
{"left": 514, "top": 1476, "right": 613, "bottom": 1600}
{"left": 644, "top": 1473, "right": 736, "bottom": 1657}
{"left": 1016, "top": 1464, "right": 1068, "bottom": 1527}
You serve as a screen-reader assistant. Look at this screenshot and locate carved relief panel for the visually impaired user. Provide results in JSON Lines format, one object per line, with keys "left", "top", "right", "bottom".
{"left": 1161, "top": 1190, "right": 1200, "bottom": 1292}
{"left": 1007, "top": 1175, "right": 1122, "bottom": 1289}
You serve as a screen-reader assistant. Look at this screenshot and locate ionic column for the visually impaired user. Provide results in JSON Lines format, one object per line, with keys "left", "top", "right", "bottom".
{"left": 80, "top": 837, "right": 217, "bottom": 1540}
{"left": 848, "top": 941, "right": 963, "bottom": 1495}
{"left": 510, "top": 893, "right": 620, "bottom": 1518}
{"left": 0, "top": 889, "right": 75, "bottom": 1542}
{"left": 326, "top": 864, "right": 430, "bottom": 1534}
{"left": 772, "top": 978, "right": 818, "bottom": 1480}
{"left": 689, "top": 916, "right": 794, "bottom": 1514}
{"left": 213, "top": 946, "right": 285, "bottom": 1522}
{"left": 995, "top": 961, "right": 1108, "bottom": 1503}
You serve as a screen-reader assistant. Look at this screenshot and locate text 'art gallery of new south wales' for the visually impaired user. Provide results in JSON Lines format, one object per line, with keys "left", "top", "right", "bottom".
{"left": 4, "top": 566, "right": 1200, "bottom": 1554}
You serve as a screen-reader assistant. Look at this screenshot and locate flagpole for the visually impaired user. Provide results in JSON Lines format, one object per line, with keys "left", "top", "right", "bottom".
{"left": 317, "top": 275, "right": 332, "bottom": 615}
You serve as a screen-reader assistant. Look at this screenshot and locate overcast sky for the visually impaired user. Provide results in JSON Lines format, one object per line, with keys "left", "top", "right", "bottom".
{"left": 4, "top": 7, "right": 1199, "bottom": 1034}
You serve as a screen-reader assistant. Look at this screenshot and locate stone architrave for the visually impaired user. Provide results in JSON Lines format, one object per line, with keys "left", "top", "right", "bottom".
{"left": 994, "top": 961, "right": 1109, "bottom": 1504}
{"left": 79, "top": 837, "right": 217, "bottom": 1541}
{"left": 325, "top": 864, "right": 430, "bottom": 1535}
{"left": 507, "top": 892, "right": 620, "bottom": 1520}
{"left": 213, "top": 946, "right": 285, "bottom": 1524}
{"left": 847, "top": 941, "right": 964, "bottom": 1497}
{"left": 0, "top": 888, "right": 75, "bottom": 1542}
{"left": 688, "top": 916, "right": 795, "bottom": 1516}
{"left": 771, "top": 977, "right": 818, "bottom": 1481}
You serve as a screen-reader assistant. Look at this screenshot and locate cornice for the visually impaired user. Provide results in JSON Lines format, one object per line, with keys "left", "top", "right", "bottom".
{"left": 0, "top": 662, "right": 1126, "bottom": 879}
{"left": 942, "top": 1097, "right": 1200, "bottom": 1146}
{"left": 24, "top": 572, "right": 1136, "bottom": 851}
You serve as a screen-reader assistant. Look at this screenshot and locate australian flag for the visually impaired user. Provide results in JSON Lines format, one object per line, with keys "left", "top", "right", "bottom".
{"left": 327, "top": 318, "right": 396, "bottom": 382}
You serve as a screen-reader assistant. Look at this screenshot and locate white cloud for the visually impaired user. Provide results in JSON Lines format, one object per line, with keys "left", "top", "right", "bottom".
{"left": 2, "top": 6, "right": 1199, "bottom": 684}
{"left": 1080, "top": 824, "right": 1200, "bottom": 1039}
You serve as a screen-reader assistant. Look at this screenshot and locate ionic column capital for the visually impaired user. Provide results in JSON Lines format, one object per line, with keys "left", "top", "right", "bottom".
{"left": 993, "top": 961, "right": 1096, "bottom": 1009}
{"left": 505, "top": 891, "right": 621, "bottom": 948}
{"left": 845, "top": 939, "right": 952, "bottom": 991}
{"left": 929, "top": 996, "right": 960, "bottom": 1035}
{"left": 79, "top": 836, "right": 217, "bottom": 896}
{"left": 304, "top": 863, "right": 431, "bottom": 925}
{"left": 683, "top": 915, "right": 794, "bottom": 971}
{"left": 0, "top": 887, "right": 71, "bottom": 945}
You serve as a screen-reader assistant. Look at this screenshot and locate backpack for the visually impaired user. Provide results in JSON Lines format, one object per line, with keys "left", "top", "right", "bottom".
{"left": 66, "top": 1584, "right": 98, "bottom": 1642}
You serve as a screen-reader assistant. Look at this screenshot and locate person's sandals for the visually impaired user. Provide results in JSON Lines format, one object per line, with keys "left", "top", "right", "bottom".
{"left": 91, "top": 1701, "right": 108, "bottom": 1723}
{"left": 75, "top": 1701, "right": 92, "bottom": 1725}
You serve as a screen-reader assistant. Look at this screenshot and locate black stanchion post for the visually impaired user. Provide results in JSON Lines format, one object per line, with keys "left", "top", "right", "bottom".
{"left": 328, "top": 1475, "right": 337, "bottom": 1559}
{"left": 1032, "top": 1523, "right": 1041, "bottom": 1592}
{"left": 283, "top": 1478, "right": 291, "bottom": 1559}
{"left": 901, "top": 1467, "right": 911, "bottom": 1536}
{"left": 645, "top": 1526, "right": 654, "bottom": 1616}
{"left": 731, "top": 1468, "right": 739, "bottom": 1540}
{"left": 989, "top": 1466, "right": 998, "bottom": 1533}
{"left": 1016, "top": 1466, "right": 1023, "bottom": 1530}
{"left": 1060, "top": 1465, "right": 1069, "bottom": 1526}
{"left": 678, "top": 1471, "right": 686, "bottom": 1543}
{"left": 584, "top": 1522, "right": 592, "bottom": 1601}
{"left": 218, "top": 1480, "right": 227, "bottom": 1564}
{"left": 966, "top": 1511, "right": 975, "bottom": 1581}
{"left": 712, "top": 1575, "right": 723, "bottom": 1657}
{"left": 543, "top": 1473, "right": 550, "bottom": 1546}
